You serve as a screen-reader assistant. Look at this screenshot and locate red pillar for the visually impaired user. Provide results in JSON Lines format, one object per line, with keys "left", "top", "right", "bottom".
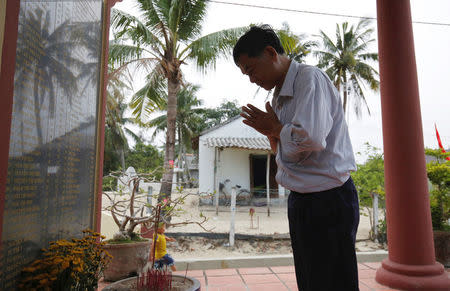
{"left": 95, "top": 0, "right": 123, "bottom": 233}
{"left": 375, "top": 1, "right": 450, "bottom": 289}
{"left": 0, "top": 0, "right": 21, "bottom": 243}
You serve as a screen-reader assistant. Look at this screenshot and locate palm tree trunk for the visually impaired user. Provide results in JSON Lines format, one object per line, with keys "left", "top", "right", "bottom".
{"left": 159, "top": 78, "right": 179, "bottom": 204}
{"left": 119, "top": 148, "right": 126, "bottom": 170}
{"left": 33, "top": 77, "right": 43, "bottom": 146}
{"left": 343, "top": 73, "right": 348, "bottom": 113}
{"left": 177, "top": 127, "right": 183, "bottom": 184}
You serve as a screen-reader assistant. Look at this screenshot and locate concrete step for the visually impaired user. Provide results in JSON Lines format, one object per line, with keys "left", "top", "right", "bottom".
{"left": 175, "top": 250, "right": 388, "bottom": 271}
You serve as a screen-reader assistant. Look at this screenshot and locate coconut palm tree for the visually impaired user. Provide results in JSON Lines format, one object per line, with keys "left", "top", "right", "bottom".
{"left": 314, "top": 19, "right": 379, "bottom": 117}
{"left": 146, "top": 85, "right": 204, "bottom": 185}
{"left": 146, "top": 84, "right": 203, "bottom": 153}
{"left": 105, "top": 67, "right": 142, "bottom": 171}
{"left": 277, "top": 22, "right": 317, "bottom": 63}
{"left": 109, "top": 0, "right": 247, "bottom": 201}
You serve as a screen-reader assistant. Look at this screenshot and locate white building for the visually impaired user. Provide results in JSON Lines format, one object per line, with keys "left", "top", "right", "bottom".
{"left": 198, "top": 116, "right": 286, "bottom": 206}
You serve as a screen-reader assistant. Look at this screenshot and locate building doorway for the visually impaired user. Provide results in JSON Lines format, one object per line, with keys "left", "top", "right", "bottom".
{"left": 249, "top": 154, "right": 277, "bottom": 198}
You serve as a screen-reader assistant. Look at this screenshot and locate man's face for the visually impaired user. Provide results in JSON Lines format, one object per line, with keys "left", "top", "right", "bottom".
{"left": 238, "top": 49, "right": 278, "bottom": 91}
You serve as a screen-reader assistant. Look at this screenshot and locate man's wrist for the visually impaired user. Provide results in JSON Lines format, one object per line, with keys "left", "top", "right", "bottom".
{"left": 272, "top": 123, "right": 282, "bottom": 139}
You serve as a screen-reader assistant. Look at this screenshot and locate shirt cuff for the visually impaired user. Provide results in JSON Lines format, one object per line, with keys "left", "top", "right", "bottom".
{"left": 279, "top": 124, "right": 304, "bottom": 162}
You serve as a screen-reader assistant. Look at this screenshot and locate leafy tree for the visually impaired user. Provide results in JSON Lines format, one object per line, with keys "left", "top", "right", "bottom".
{"left": 315, "top": 19, "right": 379, "bottom": 117}
{"left": 351, "top": 143, "right": 385, "bottom": 241}
{"left": 126, "top": 142, "right": 164, "bottom": 179}
{"left": 425, "top": 149, "right": 450, "bottom": 230}
{"left": 103, "top": 127, "right": 122, "bottom": 175}
{"left": 109, "top": 0, "right": 247, "bottom": 201}
{"left": 195, "top": 100, "right": 242, "bottom": 132}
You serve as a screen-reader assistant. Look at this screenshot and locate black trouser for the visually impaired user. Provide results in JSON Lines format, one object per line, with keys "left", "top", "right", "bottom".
{"left": 288, "top": 177, "right": 360, "bottom": 291}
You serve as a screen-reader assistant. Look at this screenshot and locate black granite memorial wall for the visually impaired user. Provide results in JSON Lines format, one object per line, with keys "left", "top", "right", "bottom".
{"left": 0, "top": 1, "right": 104, "bottom": 289}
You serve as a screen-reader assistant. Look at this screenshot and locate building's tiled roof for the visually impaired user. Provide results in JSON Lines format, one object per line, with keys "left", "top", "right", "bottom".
{"left": 204, "top": 137, "right": 271, "bottom": 151}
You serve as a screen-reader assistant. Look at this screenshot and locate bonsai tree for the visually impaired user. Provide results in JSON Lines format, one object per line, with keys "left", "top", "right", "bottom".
{"left": 102, "top": 170, "right": 207, "bottom": 241}
{"left": 425, "top": 148, "right": 450, "bottom": 230}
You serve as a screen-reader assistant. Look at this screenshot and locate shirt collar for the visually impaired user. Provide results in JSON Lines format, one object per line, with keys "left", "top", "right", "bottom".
{"left": 277, "top": 60, "right": 297, "bottom": 98}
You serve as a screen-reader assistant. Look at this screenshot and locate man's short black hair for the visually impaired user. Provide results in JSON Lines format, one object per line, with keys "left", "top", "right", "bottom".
{"left": 233, "top": 24, "right": 284, "bottom": 65}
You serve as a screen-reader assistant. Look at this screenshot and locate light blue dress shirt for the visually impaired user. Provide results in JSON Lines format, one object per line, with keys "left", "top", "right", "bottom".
{"left": 272, "top": 61, "right": 356, "bottom": 193}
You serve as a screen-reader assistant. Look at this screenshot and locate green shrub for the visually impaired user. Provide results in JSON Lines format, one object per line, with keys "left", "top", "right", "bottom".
{"left": 102, "top": 176, "right": 116, "bottom": 191}
{"left": 377, "top": 218, "right": 387, "bottom": 244}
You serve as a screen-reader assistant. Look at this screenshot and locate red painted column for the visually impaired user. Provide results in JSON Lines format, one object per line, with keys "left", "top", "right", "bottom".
{"left": 0, "top": 0, "right": 21, "bottom": 243}
{"left": 95, "top": 0, "right": 123, "bottom": 233}
{"left": 375, "top": 1, "right": 450, "bottom": 289}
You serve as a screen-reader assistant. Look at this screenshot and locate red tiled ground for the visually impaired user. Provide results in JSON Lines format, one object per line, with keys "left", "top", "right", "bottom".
{"left": 183, "top": 269, "right": 205, "bottom": 277}
{"left": 247, "top": 282, "right": 289, "bottom": 290}
{"left": 241, "top": 273, "right": 280, "bottom": 284}
{"left": 270, "top": 265, "right": 296, "bottom": 273}
{"left": 205, "top": 268, "right": 238, "bottom": 276}
{"left": 207, "top": 275, "right": 243, "bottom": 285}
{"left": 358, "top": 268, "right": 378, "bottom": 279}
{"left": 99, "top": 263, "right": 450, "bottom": 290}
{"left": 238, "top": 267, "right": 272, "bottom": 274}
{"left": 276, "top": 272, "right": 297, "bottom": 282}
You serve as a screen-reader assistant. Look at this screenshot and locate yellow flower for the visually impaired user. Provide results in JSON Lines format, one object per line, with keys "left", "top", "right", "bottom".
{"left": 22, "top": 266, "right": 37, "bottom": 272}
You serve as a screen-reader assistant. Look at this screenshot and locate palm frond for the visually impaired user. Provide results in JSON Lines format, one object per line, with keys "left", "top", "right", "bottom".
{"left": 124, "top": 126, "right": 143, "bottom": 144}
{"left": 182, "top": 26, "right": 248, "bottom": 72}
{"left": 109, "top": 40, "right": 146, "bottom": 67}
{"left": 177, "top": 0, "right": 207, "bottom": 41}
{"left": 167, "top": 0, "right": 184, "bottom": 35}
{"left": 112, "top": 8, "right": 165, "bottom": 55}
{"left": 315, "top": 50, "right": 338, "bottom": 69}
{"left": 317, "top": 30, "right": 339, "bottom": 53}
{"left": 358, "top": 52, "right": 379, "bottom": 63}
{"left": 335, "top": 23, "right": 344, "bottom": 50}
{"left": 130, "top": 69, "right": 167, "bottom": 122}
{"left": 146, "top": 114, "right": 168, "bottom": 141}
{"left": 354, "top": 61, "right": 380, "bottom": 91}
{"left": 349, "top": 73, "right": 371, "bottom": 117}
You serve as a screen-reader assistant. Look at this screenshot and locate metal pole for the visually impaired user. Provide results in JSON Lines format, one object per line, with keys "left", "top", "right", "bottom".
{"left": 373, "top": 193, "right": 379, "bottom": 242}
{"left": 146, "top": 186, "right": 153, "bottom": 214}
{"left": 229, "top": 187, "right": 236, "bottom": 247}
{"left": 266, "top": 153, "right": 270, "bottom": 217}
{"left": 214, "top": 147, "right": 219, "bottom": 215}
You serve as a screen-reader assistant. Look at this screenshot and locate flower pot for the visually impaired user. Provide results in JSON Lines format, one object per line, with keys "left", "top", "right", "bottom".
{"left": 434, "top": 230, "right": 450, "bottom": 267}
{"left": 102, "top": 274, "right": 201, "bottom": 291}
{"left": 103, "top": 241, "right": 151, "bottom": 281}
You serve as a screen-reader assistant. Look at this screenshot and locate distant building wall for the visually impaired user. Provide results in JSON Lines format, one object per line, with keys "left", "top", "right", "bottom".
{"left": 199, "top": 138, "right": 215, "bottom": 194}
{"left": 198, "top": 116, "right": 271, "bottom": 195}
{"left": 220, "top": 148, "right": 268, "bottom": 191}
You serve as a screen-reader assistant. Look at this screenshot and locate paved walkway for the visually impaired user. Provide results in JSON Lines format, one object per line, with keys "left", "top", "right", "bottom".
{"left": 173, "top": 262, "right": 398, "bottom": 291}
{"left": 99, "top": 262, "right": 405, "bottom": 290}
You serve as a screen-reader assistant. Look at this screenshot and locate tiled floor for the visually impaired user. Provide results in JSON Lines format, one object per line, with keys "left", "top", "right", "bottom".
{"left": 172, "top": 262, "right": 400, "bottom": 291}
{"left": 98, "top": 262, "right": 414, "bottom": 290}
